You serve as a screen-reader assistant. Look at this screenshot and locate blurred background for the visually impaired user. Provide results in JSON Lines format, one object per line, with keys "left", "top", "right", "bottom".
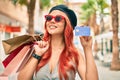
{"left": 0, "top": 0, "right": 120, "bottom": 80}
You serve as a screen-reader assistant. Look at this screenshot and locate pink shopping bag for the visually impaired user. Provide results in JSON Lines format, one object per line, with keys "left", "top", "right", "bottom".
{"left": 2, "top": 44, "right": 25, "bottom": 68}
{"left": 0, "top": 45, "right": 34, "bottom": 80}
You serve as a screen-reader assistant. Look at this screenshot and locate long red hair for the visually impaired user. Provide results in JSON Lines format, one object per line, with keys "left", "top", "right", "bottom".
{"left": 36, "top": 15, "right": 79, "bottom": 80}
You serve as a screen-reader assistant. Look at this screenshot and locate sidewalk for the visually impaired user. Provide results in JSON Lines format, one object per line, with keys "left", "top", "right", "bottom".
{"left": 0, "top": 59, "right": 120, "bottom": 80}
{"left": 96, "top": 60, "right": 120, "bottom": 80}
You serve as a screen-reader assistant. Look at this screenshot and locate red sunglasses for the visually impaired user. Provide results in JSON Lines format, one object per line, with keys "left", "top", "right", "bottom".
{"left": 45, "top": 15, "right": 65, "bottom": 22}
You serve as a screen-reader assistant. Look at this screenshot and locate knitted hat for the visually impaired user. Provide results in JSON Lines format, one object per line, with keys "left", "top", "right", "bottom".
{"left": 49, "top": 4, "right": 77, "bottom": 29}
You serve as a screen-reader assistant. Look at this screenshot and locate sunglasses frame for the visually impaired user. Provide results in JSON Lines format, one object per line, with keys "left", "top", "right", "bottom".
{"left": 44, "top": 15, "right": 65, "bottom": 22}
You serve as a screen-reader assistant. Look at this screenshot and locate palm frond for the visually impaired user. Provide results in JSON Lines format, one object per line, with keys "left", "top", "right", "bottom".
{"left": 10, "top": 0, "right": 27, "bottom": 5}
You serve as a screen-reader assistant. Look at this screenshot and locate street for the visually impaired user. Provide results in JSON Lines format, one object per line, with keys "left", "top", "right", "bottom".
{"left": 0, "top": 38, "right": 120, "bottom": 80}
{"left": 0, "top": 59, "right": 120, "bottom": 80}
{"left": 95, "top": 60, "right": 120, "bottom": 80}
{"left": 0, "top": 0, "right": 120, "bottom": 80}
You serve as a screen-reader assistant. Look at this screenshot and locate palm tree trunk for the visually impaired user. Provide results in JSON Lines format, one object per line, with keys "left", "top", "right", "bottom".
{"left": 110, "top": 0, "right": 120, "bottom": 70}
{"left": 88, "top": 13, "right": 100, "bottom": 35}
{"left": 27, "top": 0, "right": 36, "bottom": 34}
{"left": 100, "top": 14, "right": 104, "bottom": 33}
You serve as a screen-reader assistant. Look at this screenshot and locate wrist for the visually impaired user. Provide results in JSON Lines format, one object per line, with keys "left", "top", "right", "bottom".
{"left": 83, "top": 47, "right": 92, "bottom": 53}
{"left": 32, "top": 53, "right": 42, "bottom": 62}
{"left": 83, "top": 46, "right": 92, "bottom": 50}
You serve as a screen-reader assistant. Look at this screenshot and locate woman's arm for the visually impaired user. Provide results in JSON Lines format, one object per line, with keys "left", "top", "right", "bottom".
{"left": 18, "top": 57, "right": 39, "bottom": 80}
{"left": 83, "top": 47, "right": 98, "bottom": 80}
{"left": 77, "top": 36, "right": 98, "bottom": 80}
{"left": 18, "top": 41, "right": 49, "bottom": 80}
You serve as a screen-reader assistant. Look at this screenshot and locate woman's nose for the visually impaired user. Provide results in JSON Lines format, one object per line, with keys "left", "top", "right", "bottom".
{"left": 50, "top": 18, "right": 56, "bottom": 23}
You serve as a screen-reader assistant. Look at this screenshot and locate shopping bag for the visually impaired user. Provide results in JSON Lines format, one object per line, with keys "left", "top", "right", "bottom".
{"left": 0, "top": 45, "right": 31, "bottom": 75}
{"left": 2, "top": 34, "right": 42, "bottom": 55}
{"left": 0, "top": 45, "right": 34, "bottom": 79}
{"left": 2, "top": 44, "right": 25, "bottom": 68}
{"left": 16, "top": 45, "right": 34, "bottom": 72}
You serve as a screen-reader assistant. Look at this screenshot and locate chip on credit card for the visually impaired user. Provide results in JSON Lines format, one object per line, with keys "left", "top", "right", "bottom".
{"left": 75, "top": 26, "right": 91, "bottom": 36}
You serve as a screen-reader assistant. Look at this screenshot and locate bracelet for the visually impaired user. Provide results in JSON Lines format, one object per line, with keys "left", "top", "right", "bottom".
{"left": 32, "top": 53, "right": 41, "bottom": 61}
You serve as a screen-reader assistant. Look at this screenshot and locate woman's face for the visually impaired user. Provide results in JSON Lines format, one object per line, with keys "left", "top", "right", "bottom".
{"left": 45, "top": 10, "right": 66, "bottom": 35}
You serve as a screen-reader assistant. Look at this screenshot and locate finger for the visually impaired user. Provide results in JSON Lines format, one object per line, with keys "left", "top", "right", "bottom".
{"left": 44, "top": 41, "right": 49, "bottom": 50}
{"left": 88, "top": 36, "right": 92, "bottom": 40}
{"left": 85, "top": 36, "right": 91, "bottom": 41}
{"left": 34, "top": 44, "right": 39, "bottom": 49}
{"left": 34, "top": 44, "right": 40, "bottom": 51}
{"left": 41, "top": 41, "right": 48, "bottom": 48}
{"left": 41, "top": 41, "right": 45, "bottom": 47}
{"left": 79, "top": 36, "right": 84, "bottom": 41}
{"left": 39, "top": 40, "right": 49, "bottom": 48}
{"left": 37, "top": 41, "right": 43, "bottom": 48}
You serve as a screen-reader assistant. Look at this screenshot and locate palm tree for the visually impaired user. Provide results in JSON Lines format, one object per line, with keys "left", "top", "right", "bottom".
{"left": 110, "top": 0, "right": 120, "bottom": 70}
{"left": 11, "top": 0, "right": 50, "bottom": 34}
{"left": 52, "top": 0, "right": 64, "bottom": 5}
{"left": 80, "top": 0, "right": 109, "bottom": 56}
{"left": 96, "top": 0, "right": 109, "bottom": 33}
{"left": 80, "top": 0, "right": 109, "bottom": 35}
{"left": 80, "top": 0, "right": 99, "bottom": 35}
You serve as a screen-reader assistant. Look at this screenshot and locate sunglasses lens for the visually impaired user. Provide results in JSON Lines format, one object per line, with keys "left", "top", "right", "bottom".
{"left": 55, "top": 16, "right": 62, "bottom": 22}
{"left": 45, "top": 15, "right": 52, "bottom": 21}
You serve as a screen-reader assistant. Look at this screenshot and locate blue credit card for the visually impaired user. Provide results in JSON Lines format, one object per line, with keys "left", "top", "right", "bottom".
{"left": 75, "top": 26, "right": 90, "bottom": 36}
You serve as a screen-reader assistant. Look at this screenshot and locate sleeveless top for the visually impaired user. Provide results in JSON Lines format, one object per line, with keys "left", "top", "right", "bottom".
{"left": 8, "top": 61, "right": 78, "bottom": 80}
{"left": 33, "top": 62, "right": 76, "bottom": 80}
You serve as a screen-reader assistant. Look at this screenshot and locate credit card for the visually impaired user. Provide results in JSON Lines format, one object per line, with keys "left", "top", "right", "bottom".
{"left": 75, "top": 26, "right": 90, "bottom": 36}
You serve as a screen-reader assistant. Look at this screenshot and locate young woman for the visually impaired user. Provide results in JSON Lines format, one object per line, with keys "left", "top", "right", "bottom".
{"left": 18, "top": 4, "right": 98, "bottom": 80}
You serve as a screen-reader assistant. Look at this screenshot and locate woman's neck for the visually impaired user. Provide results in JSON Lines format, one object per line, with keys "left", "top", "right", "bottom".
{"left": 51, "top": 34, "right": 65, "bottom": 50}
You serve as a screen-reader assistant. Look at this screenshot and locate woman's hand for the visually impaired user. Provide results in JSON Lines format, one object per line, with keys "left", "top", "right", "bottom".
{"left": 34, "top": 40, "right": 49, "bottom": 56}
{"left": 79, "top": 36, "right": 92, "bottom": 49}
{"left": 78, "top": 36, "right": 99, "bottom": 80}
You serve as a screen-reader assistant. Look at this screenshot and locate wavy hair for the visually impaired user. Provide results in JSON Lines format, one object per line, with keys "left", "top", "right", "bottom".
{"left": 36, "top": 15, "right": 79, "bottom": 80}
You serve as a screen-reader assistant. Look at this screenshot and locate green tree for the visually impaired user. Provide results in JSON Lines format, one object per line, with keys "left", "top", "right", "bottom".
{"left": 81, "top": 0, "right": 98, "bottom": 35}
{"left": 110, "top": 0, "right": 120, "bottom": 70}
{"left": 80, "top": 0, "right": 109, "bottom": 35}
{"left": 52, "top": 0, "right": 64, "bottom": 5}
{"left": 96, "top": 0, "right": 110, "bottom": 33}
{"left": 11, "top": 0, "right": 50, "bottom": 34}
{"left": 40, "top": 0, "right": 50, "bottom": 9}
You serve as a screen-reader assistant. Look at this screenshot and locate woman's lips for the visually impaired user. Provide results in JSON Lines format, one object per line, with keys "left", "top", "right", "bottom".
{"left": 49, "top": 26, "right": 57, "bottom": 29}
